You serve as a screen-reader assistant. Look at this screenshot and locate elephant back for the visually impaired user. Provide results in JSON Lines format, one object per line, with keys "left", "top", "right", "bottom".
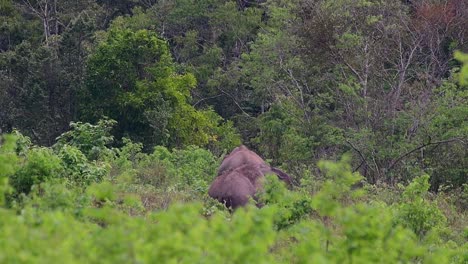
{"left": 217, "top": 145, "right": 266, "bottom": 175}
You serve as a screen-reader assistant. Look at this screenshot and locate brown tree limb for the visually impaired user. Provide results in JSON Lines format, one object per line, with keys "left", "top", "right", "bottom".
{"left": 345, "top": 140, "right": 370, "bottom": 173}
{"left": 216, "top": 87, "right": 252, "bottom": 117}
{"left": 192, "top": 94, "right": 223, "bottom": 107}
{"left": 387, "top": 138, "right": 465, "bottom": 172}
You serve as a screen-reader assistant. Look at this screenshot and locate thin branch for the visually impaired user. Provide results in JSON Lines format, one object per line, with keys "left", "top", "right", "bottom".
{"left": 21, "top": 0, "right": 42, "bottom": 17}
{"left": 387, "top": 138, "right": 466, "bottom": 171}
{"left": 346, "top": 140, "right": 370, "bottom": 173}
{"left": 192, "top": 94, "right": 223, "bottom": 107}
{"left": 216, "top": 87, "right": 251, "bottom": 117}
{"left": 353, "top": 159, "right": 365, "bottom": 173}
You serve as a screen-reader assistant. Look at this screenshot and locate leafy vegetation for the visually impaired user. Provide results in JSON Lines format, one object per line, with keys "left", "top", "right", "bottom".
{"left": 0, "top": 0, "right": 467, "bottom": 262}
{"left": 0, "top": 125, "right": 466, "bottom": 263}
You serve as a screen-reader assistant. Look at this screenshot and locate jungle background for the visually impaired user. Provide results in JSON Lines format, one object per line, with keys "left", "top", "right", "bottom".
{"left": 0, "top": 0, "right": 467, "bottom": 262}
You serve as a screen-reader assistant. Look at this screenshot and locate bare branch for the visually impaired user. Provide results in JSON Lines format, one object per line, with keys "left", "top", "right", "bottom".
{"left": 192, "top": 94, "right": 223, "bottom": 107}
{"left": 346, "top": 140, "right": 370, "bottom": 173}
{"left": 216, "top": 86, "right": 251, "bottom": 117}
{"left": 387, "top": 138, "right": 466, "bottom": 171}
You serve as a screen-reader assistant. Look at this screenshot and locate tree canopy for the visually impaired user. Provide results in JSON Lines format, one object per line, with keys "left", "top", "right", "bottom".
{"left": 1, "top": 0, "right": 466, "bottom": 189}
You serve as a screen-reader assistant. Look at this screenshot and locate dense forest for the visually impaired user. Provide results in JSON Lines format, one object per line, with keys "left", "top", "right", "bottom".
{"left": 0, "top": 0, "right": 467, "bottom": 262}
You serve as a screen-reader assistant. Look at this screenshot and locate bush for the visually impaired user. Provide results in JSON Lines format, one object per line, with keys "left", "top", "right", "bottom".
{"left": 259, "top": 174, "right": 313, "bottom": 230}
{"left": 147, "top": 145, "right": 219, "bottom": 191}
{"left": 58, "top": 145, "right": 109, "bottom": 187}
{"left": 394, "top": 175, "right": 447, "bottom": 239}
{"left": 9, "top": 147, "right": 63, "bottom": 197}
{"left": 0, "top": 134, "right": 18, "bottom": 205}
{"left": 0, "top": 132, "right": 466, "bottom": 263}
{"left": 55, "top": 119, "right": 116, "bottom": 161}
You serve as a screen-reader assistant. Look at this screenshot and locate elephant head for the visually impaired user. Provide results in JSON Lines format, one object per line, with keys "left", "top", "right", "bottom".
{"left": 208, "top": 145, "right": 293, "bottom": 209}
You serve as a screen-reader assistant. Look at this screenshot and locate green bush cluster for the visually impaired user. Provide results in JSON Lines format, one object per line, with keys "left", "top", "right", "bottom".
{"left": 0, "top": 125, "right": 466, "bottom": 263}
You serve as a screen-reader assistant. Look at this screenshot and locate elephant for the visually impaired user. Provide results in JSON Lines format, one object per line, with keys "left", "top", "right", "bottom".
{"left": 208, "top": 145, "right": 292, "bottom": 209}
{"left": 217, "top": 145, "right": 265, "bottom": 175}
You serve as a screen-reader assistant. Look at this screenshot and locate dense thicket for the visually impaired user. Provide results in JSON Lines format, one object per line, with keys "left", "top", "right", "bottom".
{"left": 0, "top": 1, "right": 467, "bottom": 261}
{"left": 0, "top": 126, "right": 466, "bottom": 262}
{"left": 1, "top": 0, "right": 466, "bottom": 190}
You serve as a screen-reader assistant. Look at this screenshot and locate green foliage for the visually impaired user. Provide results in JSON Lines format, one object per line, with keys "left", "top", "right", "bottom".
{"left": 10, "top": 129, "right": 32, "bottom": 155}
{"left": 341, "top": 70, "right": 467, "bottom": 188}
{"left": 0, "top": 42, "right": 62, "bottom": 144}
{"left": 87, "top": 181, "right": 117, "bottom": 205}
{"left": 82, "top": 28, "right": 238, "bottom": 150}
{"left": 0, "top": 201, "right": 278, "bottom": 263}
{"left": 2, "top": 127, "right": 110, "bottom": 205}
{"left": 312, "top": 155, "right": 364, "bottom": 217}
{"left": 331, "top": 203, "right": 423, "bottom": 264}
{"left": 0, "top": 0, "right": 467, "bottom": 262}
{"left": 142, "top": 203, "right": 277, "bottom": 263}
{"left": 274, "top": 158, "right": 464, "bottom": 264}
{"left": 25, "top": 181, "right": 84, "bottom": 213}
{"left": 0, "top": 137, "right": 466, "bottom": 263}
{"left": 424, "top": 74, "right": 468, "bottom": 189}
{"left": 0, "top": 209, "right": 93, "bottom": 263}
{"left": 148, "top": 145, "right": 219, "bottom": 191}
{"left": 260, "top": 174, "right": 313, "bottom": 230}
{"left": 210, "top": 2, "right": 263, "bottom": 55}
{"left": 0, "top": 0, "right": 42, "bottom": 50}
{"left": 9, "top": 147, "right": 63, "bottom": 197}
{"left": 0, "top": 134, "right": 18, "bottom": 204}
{"left": 294, "top": 156, "right": 425, "bottom": 263}
{"left": 106, "top": 140, "right": 220, "bottom": 212}
{"left": 454, "top": 51, "right": 468, "bottom": 86}
{"left": 1, "top": 0, "right": 465, "bottom": 193}
{"left": 55, "top": 119, "right": 116, "bottom": 161}
{"left": 57, "top": 145, "right": 109, "bottom": 187}
{"left": 394, "top": 175, "right": 447, "bottom": 239}
{"left": 207, "top": 118, "right": 242, "bottom": 156}
{"left": 255, "top": 102, "right": 344, "bottom": 167}
{"left": 82, "top": 28, "right": 180, "bottom": 147}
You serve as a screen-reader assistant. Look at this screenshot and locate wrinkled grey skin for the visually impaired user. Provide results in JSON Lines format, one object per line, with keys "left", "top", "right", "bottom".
{"left": 208, "top": 145, "right": 292, "bottom": 209}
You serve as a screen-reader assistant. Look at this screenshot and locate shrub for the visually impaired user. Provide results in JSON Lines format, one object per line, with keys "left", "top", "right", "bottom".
{"left": 394, "top": 175, "right": 447, "bottom": 239}
{"left": 259, "top": 174, "right": 313, "bottom": 230}
{"left": 148, "top": 145, "right": 219, "bottom": 190}
{"left": 55, "top": 119, "right": 116, "bottom": 161}
{"left": 0, "top": 134, "right": 18, "bottom": 205}
{"left": 58, "top": 145, "right": 109, "bottom": 187}
{"left": 0, "top": 134, "right": 466, "bottom": 263}
{"left": 9, "top": 147, "right": 63, "bottom": 197}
